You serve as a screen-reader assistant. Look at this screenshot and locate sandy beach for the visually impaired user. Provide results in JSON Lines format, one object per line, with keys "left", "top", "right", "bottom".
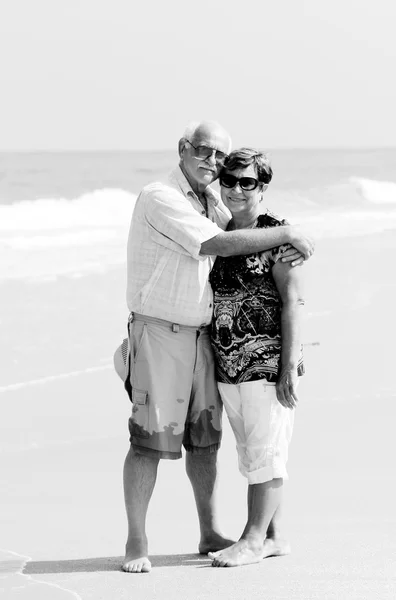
{"left": 1, "top": 231, "right": 396, "bottom": 599}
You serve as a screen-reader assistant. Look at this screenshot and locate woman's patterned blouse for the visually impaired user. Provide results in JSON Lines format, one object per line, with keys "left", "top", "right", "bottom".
{"left": 209, "top": 212, "right": 304, "bottom": 384}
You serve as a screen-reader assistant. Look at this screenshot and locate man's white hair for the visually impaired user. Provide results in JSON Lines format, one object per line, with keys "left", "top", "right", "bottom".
{"left": 181, "top": 120, "right": 232, "bottom": 150}
{"left": 182, "top": 121, "right": 201, "bottom": 142}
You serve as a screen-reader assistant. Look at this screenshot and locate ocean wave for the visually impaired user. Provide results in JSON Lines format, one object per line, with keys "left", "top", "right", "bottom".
{"left": 0, "top": 188, "right": 137, "bottom": 232}
{"left": 1, "top": 183, "right": 396, "bottom": 282}
{"left": 351, "top": 177, "right": 396, "bottom": 204}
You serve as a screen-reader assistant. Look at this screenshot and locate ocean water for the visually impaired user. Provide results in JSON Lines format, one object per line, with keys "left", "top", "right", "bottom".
{"left": 1, "top": 149, "right": 395, "bottom": 391}
{"left": 1, "top": 148, "right": 396, "bottom": 282}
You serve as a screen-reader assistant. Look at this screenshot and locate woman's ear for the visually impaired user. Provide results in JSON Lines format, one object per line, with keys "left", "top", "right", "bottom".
{"left": 260, "top": 183, "right": 269, "bottom": 201}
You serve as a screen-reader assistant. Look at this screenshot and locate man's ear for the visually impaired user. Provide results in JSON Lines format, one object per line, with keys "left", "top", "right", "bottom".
{"left": 178, "top": 138, "right": 186, "bottom": 159}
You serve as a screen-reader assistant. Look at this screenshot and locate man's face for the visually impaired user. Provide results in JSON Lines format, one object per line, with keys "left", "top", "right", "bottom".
{"left": 180, "top": 127, "right": 231, "bottom": 190}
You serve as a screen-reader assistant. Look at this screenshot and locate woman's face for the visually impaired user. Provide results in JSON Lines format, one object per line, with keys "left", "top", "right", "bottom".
{"left": 220, "top": 164, "right": 263, "bottom": 218}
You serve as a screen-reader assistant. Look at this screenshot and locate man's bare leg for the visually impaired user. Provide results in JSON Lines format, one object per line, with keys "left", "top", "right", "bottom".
{"left": 263, "top": 503, "right": 291, "bottom": 558}
{"left": 185, "top": 451, "right": 234, "bottom": 554}
{"left": 210, "top": 478, "right": 283, "bottom": 567}
{"left": 123, "top": 446, "right": 159, "bottom": 573}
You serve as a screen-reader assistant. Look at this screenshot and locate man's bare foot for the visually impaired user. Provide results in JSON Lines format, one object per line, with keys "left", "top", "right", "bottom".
{"left": 123, "top": 555, "right": 151, "bottom": 573}
{"left": 262, "top": 537, "right": 291, "bottom": 558}
{"left": 209, "top": 539, "right": 264, "bottom": 567}
{"left": 198, "top": 532, "right": 235, "bottom": 555}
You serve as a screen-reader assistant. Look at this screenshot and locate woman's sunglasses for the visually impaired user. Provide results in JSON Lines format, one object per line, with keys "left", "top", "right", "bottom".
{"left": 219, "top": 174, "right": 260, "bottom": 191}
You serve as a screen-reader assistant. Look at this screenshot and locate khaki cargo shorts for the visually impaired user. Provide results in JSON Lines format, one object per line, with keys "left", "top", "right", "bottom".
{"left": 119, "top": 313, "right": 222, "bottom": 459}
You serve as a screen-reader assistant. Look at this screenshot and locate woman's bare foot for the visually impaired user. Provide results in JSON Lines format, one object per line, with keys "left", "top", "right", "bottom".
{"left": 123, "top": 555, "right": 151, "bottom": 573}
{"left": 198, "top": 532, "right": 235, "bottom": 555}
{"left": 123, "top": 535, "right": 151, "bottom": 573}
{"left": 209, "top": 539, "right": 264, "bottom": 567}
{"left": 262, "top": 537, "right": 291, "bottom": 558}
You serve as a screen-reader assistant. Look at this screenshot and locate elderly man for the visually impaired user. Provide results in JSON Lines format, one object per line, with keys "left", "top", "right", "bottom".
{"left": 121, "top": 120, "right": 314, "bottom": 573}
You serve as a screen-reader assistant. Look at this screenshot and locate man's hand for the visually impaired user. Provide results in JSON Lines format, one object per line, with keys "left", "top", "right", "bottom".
{"left": 285, "top": 227, "right": 315, "bottom": 265}
{"left": 281, "top": 246, "right": 305, "bottom": 267}
{"left": 276, "top": 367, "right": 299, "bottom": 409}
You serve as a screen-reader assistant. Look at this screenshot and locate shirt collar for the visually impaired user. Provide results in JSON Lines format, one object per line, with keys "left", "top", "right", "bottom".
{"left": 169, "top": 166, "right": 220, "bottom": 206}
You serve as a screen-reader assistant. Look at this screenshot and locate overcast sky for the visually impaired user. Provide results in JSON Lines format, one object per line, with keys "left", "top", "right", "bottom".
{"left": 1, "top": 0, "right": 395, "bottom": 150}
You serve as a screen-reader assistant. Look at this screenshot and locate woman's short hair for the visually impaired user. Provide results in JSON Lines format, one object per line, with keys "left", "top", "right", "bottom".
{"left": 222, "top": 147, "right": 273, "bottom": 184}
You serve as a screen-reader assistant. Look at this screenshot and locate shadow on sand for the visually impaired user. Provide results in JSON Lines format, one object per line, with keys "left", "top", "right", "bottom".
{"left": 23, "top": 554, "right": 212, "bottom": 574}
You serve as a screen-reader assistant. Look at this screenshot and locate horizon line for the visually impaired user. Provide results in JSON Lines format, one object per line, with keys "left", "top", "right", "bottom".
{"left": 1, "top": 145, "right": 396, "bottom": 153}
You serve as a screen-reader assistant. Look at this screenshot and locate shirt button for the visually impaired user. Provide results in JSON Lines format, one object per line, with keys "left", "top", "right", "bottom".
{"left": 209, "top": 303, "right": 212, "bottom": 308}
{"left": 202, "top": 210, "right": 205, "bottom": 214}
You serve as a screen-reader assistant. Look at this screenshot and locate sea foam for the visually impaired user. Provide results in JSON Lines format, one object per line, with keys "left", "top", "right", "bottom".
{"left": 0, "top": 188, "right": 136, "bottom": 232}
{"left": 0, "top": 189, "right": 137, "bottom": 281}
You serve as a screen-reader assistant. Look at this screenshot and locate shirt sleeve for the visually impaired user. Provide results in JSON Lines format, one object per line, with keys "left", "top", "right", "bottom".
{"left": 142, "top": 184, "right": 223, "bottom": 260}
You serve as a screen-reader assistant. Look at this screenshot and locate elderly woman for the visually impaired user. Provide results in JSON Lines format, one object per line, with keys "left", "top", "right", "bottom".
{"left": 208, "top": 148, "right": 305, "bottom": 568}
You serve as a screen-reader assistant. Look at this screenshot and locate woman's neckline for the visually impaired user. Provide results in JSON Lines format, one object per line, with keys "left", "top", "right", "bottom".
{"left": 228, "top": 215, "right": 259, "bottom": 231}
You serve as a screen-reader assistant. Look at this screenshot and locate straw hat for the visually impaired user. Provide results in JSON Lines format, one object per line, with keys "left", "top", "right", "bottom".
{"left": 113, "top": 338, "right": 128, "bottom": 382}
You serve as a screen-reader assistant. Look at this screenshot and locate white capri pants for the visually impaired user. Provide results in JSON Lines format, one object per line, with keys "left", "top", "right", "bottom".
{"left": 218, "top": 380, "right": 295, "bottom": 485}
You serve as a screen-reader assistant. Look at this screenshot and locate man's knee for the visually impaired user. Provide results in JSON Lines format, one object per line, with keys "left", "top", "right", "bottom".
{"left": 125, "top": 445, "right": 160, "bottom": 466}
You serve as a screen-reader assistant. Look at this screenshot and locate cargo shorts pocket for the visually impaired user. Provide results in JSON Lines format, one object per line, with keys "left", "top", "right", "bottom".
{"left": 132, "top": 323, "right": 148, "bottom": 364}
{"left": 130, "top": 388, "right": 150, "bottom": 439}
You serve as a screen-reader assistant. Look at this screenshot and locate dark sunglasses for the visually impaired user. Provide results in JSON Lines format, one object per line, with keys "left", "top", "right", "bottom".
{"left": 186, "top": 141, "right": 228, "bottom": 165}
{"left": 219, "top": 174, "right": 261, "bottom": 191}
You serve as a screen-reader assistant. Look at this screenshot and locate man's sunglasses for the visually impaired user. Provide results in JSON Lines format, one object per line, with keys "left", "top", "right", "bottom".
{"left": 186, "top": 141, "right": 228, "bottom": 165}
{"left": 219, "top": 174, "right": 261, "bottom": 191}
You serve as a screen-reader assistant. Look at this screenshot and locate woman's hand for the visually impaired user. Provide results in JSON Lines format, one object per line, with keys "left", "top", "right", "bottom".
{"left": 276, "top": 367, "right": 299, "bottom": 409}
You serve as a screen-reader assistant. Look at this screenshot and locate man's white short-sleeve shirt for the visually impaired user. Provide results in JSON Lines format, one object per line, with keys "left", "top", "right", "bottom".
{"left": 126, "top": 167, "right": 231, "bottom": 326}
